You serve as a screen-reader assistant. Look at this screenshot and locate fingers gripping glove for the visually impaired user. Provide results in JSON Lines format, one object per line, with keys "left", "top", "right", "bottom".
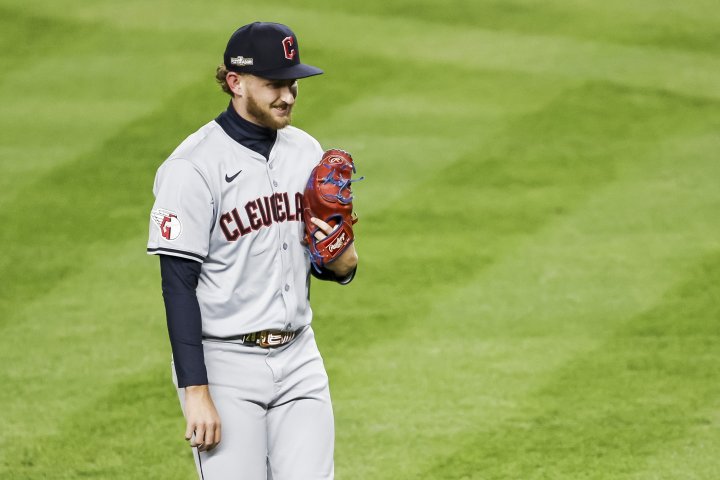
{"left": 303, "top": 149, "right": 363, "bottom": 272}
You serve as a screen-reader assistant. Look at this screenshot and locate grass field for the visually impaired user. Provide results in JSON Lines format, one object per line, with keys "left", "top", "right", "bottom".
{"left": 1, "top": 1, "right": 719, "bottom": 478}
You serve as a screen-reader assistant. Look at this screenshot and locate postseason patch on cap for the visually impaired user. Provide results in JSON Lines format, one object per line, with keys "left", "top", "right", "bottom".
{"left": 151, "top": 208, "right": 182, "bottom": 241}
{"left": 230, "top": 56, "right": 254, "bottom": 66}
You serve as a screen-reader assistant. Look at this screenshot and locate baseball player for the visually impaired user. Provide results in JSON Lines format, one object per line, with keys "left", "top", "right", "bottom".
{"left": 147, "top": 22, "right": 358, "bottom": 480}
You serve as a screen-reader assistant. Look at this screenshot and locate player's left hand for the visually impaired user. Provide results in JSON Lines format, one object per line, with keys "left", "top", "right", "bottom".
{"left": 310, "top": 217, "right": 358, "bottom": 277}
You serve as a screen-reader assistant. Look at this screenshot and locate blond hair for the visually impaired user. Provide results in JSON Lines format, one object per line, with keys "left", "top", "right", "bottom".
{"left": 215, "top": 64, "right": 233, "bottom": 96}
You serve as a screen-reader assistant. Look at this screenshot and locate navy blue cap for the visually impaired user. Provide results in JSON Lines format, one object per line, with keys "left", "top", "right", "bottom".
{"left": 223, "top": 22, "right": 323, "bottom": 80}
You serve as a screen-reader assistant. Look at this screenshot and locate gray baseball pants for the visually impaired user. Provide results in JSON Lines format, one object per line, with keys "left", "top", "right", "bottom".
{"left": 172, "top": 326, "right": 335, "bottom": 479}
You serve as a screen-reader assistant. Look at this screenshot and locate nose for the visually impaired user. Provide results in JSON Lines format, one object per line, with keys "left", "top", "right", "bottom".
{"left": 280, "top": 85, "right": 296, "bottom": 105}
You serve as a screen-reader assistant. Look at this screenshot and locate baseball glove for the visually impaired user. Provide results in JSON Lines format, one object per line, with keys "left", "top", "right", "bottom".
{"left": 303, "top": 149, "right": 363, "bottom": 271}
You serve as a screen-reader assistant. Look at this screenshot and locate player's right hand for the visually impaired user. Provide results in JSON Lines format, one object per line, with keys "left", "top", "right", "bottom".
{"left": 310, "top": 217, "right": 359, "bottom": 277}
{"left": 184, "top": 385, "right": 222, "bottom": 452}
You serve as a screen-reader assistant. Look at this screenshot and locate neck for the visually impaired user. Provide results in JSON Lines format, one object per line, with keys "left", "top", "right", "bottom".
{"left": 215, "top": 101, "right": 277, "bottom": 160}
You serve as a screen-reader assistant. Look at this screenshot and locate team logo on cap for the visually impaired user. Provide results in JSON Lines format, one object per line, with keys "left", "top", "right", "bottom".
{"left": 230, "top": 56, "right": 254, "bottom": 66}
{"left": 282, "top": 36, "right": 296, "bottom": 60}
{"left": 151, "top": 208, "right": 182, "bottom": 241}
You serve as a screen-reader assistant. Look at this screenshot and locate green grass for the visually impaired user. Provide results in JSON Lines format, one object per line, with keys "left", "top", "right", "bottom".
{"left": 1, "top": 1, "right": 719, "bottom": 478}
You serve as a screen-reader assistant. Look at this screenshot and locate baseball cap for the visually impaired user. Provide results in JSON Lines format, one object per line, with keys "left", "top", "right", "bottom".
{"left": 223, "top": 22, "right": 323, "bottom": 80}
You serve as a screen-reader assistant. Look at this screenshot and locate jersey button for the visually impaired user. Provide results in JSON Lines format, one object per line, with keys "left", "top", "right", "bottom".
{"left": 269, "top": 163, "right": 274, "bottom": 170}
{"left": 282, "top": 242, "right": 288, "bottom": 250}
{"left": 284, "top": 284, "right": 290, "bottom": 292}
{"left": 273, "top": 180, "right": 279, "bottom": 187}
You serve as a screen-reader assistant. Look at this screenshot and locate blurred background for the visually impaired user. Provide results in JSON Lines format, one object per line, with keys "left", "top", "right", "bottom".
{"left": 1, "top": 1, "right": 719, "bottom": 478}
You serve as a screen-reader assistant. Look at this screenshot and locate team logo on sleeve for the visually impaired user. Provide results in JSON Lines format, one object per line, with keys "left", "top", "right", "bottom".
{"left": 151, "top": 208, "right": 182, "bottom": 241}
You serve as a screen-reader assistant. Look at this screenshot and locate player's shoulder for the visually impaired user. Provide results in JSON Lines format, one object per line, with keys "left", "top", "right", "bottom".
{"left": 279, "top": 125, "right": 323, "bottom": 153}
{"left": 167, "top": 121, "right": 229, "bottom": 165}
{"left": 154, "top": 121, "right": 221, "bottom": 181}
{"left": 157, "top": 120, "right": 234, "bottom": 177}
{"left": 278, "top": 126, "right": 323, "bottom": 170}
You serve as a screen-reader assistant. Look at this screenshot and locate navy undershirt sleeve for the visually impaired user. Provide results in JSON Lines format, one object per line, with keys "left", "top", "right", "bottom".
{"left": 159, "top": 255, "right": 207, "bottom": 388}
{"left": 311, "top": 265, "right": 357, "bottom": 285}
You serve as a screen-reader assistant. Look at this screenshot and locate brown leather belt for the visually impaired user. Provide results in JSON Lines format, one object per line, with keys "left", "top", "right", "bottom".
{"left": 203, "top": 329, "right": 299, "bottom": 348}
{"left": 241, "top": 329, "right": 298, "bottom": 348}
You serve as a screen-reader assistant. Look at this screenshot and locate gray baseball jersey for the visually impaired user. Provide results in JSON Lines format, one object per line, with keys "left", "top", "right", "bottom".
{"left": 147, "top": 120, "right": 323, "bottom": 337}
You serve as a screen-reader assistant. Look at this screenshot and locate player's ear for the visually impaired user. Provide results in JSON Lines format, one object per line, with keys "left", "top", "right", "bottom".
{"left": 226, "top": 72, "right": 244, "bottom": 97}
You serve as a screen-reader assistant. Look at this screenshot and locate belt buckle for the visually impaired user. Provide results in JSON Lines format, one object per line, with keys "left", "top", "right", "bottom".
{"left": 258, "top": 330, "right": 294, "bottom": 348}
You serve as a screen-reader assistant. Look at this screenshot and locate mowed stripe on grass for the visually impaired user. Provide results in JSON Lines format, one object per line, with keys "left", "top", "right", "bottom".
{"left": 321, "top": 88, "right": 720, "bottom": 478}
{"left": 1, "top": 1, "right": 719, "bottom": 479}
{"left": 315, "top": 81, "right": 720, "bottom": 347}
{"left": 420, "top": 252, "right": 720, "bottom": 480}
{"left": 8, "top": 0, "right": 720, "bottom": 100}
{"left": 0, "top": 7, "right": 218, "bottom": 207}
{"left": 257, "top": 0, "right": 720, "bottom": 55}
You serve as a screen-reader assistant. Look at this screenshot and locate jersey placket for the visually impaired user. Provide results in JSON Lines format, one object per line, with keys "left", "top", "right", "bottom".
{"left": 267, "top": 150, "right": 296, "bottom": 332}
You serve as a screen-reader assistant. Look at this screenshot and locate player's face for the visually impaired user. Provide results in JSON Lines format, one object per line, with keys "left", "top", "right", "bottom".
{"left": 242, "top": 76, "right": 298, "bottom": 130}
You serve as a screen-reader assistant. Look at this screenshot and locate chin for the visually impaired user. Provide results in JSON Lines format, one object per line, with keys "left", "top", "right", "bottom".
{"left": 273, "top": 116, "right": 292, "bottom": 129}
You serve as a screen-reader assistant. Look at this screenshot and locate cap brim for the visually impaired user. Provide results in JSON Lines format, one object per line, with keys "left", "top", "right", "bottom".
{"left": 255, "top": 63, "right": 324, "bottom": 80}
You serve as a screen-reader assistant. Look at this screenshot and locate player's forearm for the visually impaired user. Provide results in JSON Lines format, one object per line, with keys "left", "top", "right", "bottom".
{"left": 168, "top": 336, "right": 209, "bottom": 387}
{"left": 325, "top": 244, "right": 358, "bottom": 277}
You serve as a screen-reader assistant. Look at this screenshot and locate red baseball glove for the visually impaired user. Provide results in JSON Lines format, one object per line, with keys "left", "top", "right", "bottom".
{"left": 303, "top": 149, "right": 362, "bottom": 271}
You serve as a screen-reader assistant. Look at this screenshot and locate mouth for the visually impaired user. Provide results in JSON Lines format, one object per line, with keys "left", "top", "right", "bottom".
{"left": 272, "top": 104, "right": 292, "bottom": 116}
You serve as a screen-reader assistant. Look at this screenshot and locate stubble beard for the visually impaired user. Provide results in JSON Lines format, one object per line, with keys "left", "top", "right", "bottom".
{"left": 246, "top": 92, "right": 292, "bottom": 130}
